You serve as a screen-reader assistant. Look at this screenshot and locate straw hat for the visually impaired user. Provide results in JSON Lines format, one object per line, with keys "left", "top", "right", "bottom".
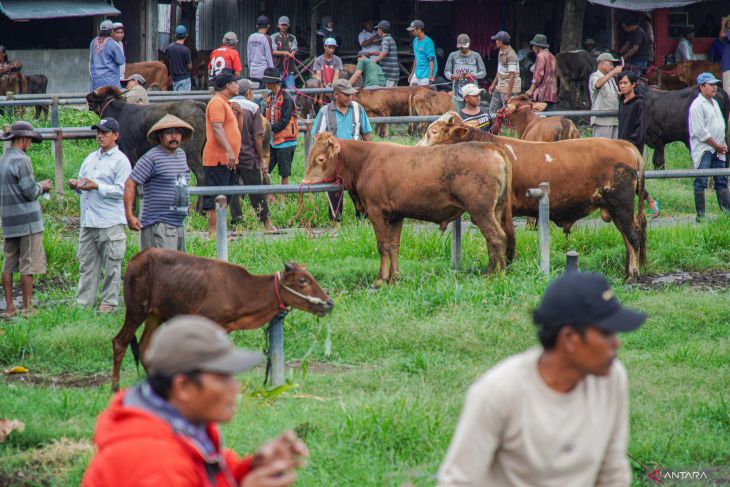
{"left": 147, "top": 114, "right": 194, "bottom": 144}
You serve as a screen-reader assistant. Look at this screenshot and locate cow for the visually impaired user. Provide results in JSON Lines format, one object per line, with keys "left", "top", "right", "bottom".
{"left": 25, "top": 74, "right": 48, "bottom": 120}
{"left": 111, "top": 249, "right": 333, "bottom": 391}
{"left": 303, "top": 132, "right": 514, "bottom": 285}
{"left": 637, "top": 83, "right": 730, "bottom": 170}
{"left": 0, "top": 72, "right": 26, "bottom": 117}
{"left": 124, "top": 61, "right": 170, "bottom": 90}
{"left": 417, "top": 113, "right": 647, "bottom": 280}
{"left": 408, "top": 89, "right": 454, "bottom": 135}
{"left": 555, "top": 49, "right": 595, "bottom": 110}
{"left": 647, "top": 60, "right": 723, "bottom": 90}
{"left": 501, "top": 93, "right": 580, "bottom": 141}
{"left": 86, "top": 87, "right": 206, "bottom": 187}
{"left": 355, "top": 85, "right": 432, "bottom": 136}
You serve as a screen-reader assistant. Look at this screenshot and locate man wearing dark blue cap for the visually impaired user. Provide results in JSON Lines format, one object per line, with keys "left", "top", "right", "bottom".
{"left": 69, "top": 118, "right": 131, "bottom": 312}
{"left": 439, "top": 272, "right": 644, "bottom": 487}
{"left": 167, "top": 25, "right": 193, "bottom": 91}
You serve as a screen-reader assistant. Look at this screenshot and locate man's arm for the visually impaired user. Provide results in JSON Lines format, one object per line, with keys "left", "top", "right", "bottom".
{"left": 16, "top": 162, "right": 46, "bottom": 201}
{"left": 233, "top": 52, "right": 243, "bottom": 77}
{"left": 506, "top": 72, "right": 516, "bottom": 97}
{"left": 123, "top": 178, "right": 141, "bottom": 231}
{"left": 212, "top": 122, "right": 237, "bottom": 169}
{"left": 349, "top": 69, "right": 364, "bottom": 86}
{"left": 92, "top": 156, "right": 132, "bottom": 199}
{"left": 474, "top": 53, "right": 487, "bottom": 80}
{"left": 595, "top": 67, "right": 622, "bottom": 89}
{"left": 444, "top": 53, "right": 455, "bottom": 80}
{"left": 527, "top": 53, "right": 546, "bottom": 95}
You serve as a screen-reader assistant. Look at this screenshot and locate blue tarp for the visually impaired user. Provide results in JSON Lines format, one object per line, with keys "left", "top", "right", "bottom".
{"left": 0, "top": 0, "right": 119, "bottom": 20}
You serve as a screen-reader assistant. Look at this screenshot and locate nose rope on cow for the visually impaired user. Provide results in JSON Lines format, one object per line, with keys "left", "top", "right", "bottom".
{"left": 98, "top": 96, "right": 117, "bottom": 119}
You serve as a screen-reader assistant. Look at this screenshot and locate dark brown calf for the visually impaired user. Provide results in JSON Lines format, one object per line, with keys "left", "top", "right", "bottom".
{"left": 112, "top": 249, "right": 333, "bottom": 391}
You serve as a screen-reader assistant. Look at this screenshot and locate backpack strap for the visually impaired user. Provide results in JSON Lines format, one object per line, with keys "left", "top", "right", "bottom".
{"left": 351, "top": 101, "right": 362, "bottom": 141}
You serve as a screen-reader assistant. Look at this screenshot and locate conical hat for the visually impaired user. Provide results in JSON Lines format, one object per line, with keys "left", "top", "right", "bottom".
{"left": 147, "top": 114, "right": 194, "bottom": 144}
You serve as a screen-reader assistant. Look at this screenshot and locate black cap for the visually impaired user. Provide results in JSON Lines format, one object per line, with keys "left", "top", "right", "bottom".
{"left": 212, "top": 73, "right": 239, "bottom": 90}
{"left": 262, "top": 67, "right": 282, "bottom": 84}
{"left": 91, "top": 117, "right": 120, "bottom": 133}
{"left": 256, "top": 15, "right": 270, "bottom": 26}
{"left": 533, "top": 272, "right": 646, "bottom": 333}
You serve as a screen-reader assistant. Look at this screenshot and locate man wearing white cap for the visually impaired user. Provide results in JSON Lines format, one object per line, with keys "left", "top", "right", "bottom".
{"left": 89, "top": 20, "right": 125, "bottom": 90}
{"left": 314, "top": 38, "right": 343, "bottom": 87}
{"left": 458, "top": 84, "right": 492, "bottom": 132}
{"left": 445, "top": 34, "right": 486, "bottom": 111}
{"left": 121, "top": 74, "right": 148, "bottom": 105}
{"left": 271, "top": 16, "right": 299, "bottom": 89}
{"left": 589, "top": 53, "right": 622, "bottom": 139}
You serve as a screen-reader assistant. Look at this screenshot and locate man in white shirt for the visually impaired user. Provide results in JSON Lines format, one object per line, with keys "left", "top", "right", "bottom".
{"left": 589, "top": 53, "right": 623, "bottom": 138}
{"left": 358, "top": 20, "right": 380, "bottom": 61}
{"left": 69, "top": 118, "right": 131, "bottom": 312}
{"left": 689, "top": 72, "right": 729, "bottom": 221}
{"left": 438, "top": 271, "right": 646, "bottom": 487}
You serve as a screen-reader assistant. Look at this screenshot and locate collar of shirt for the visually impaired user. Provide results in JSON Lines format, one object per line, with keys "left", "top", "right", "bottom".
{"left": 96, "top": 145, "right": 120, "bottom": 158}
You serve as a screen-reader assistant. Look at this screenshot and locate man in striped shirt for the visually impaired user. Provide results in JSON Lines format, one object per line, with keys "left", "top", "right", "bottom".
{"left": 371, "top": 20, "right": 399, "bottom": 87}
{"left": 0, "top": 122, "right": 52, "bottom": 317}
{"left": 124, "top": 114, "right": 194, "bottom": 252}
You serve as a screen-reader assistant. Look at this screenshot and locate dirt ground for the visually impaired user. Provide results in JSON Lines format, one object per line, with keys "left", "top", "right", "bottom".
{"left": 635, "top": 270, "right": 730, "bottom": 291}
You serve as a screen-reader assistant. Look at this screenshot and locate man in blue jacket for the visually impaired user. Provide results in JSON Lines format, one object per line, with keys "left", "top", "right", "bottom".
{"left": 90, "top": 20, "right": 125, "bottom": 90}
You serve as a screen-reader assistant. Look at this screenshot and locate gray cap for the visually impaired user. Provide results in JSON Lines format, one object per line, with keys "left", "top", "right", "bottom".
{"left": 99, "top": 20, "right": 114, "bottom": 31}
{"left": 145, "top": 315, "right": 264, "bottom": 376}
{"left": 491, "top": 31, "right": 510, "bottom": 43}
{"left": 407, "top": 20, "right": 425, "bottom": 31}
{"left": 596, "top": 52, "right": 620, "bottom": 63}
{"left": 122, "top": 73, "right": 146, "bottom": 85}
{"left": 278, "top": 16, "right": 290, "bottom": 26}
{"left": 375, "top": 20, "right": 391, "bottom": 31}
{"left": 456, "top": 33, "right": 470, "bottom": 48}
{"left": 333, "top": 78, "right": 358, "bottom": 94}
{"left": 238, "top": 78, "right": 260, "bottom": 94}
{"left": 223, "top": 31, "right": 238, "bottom": 45}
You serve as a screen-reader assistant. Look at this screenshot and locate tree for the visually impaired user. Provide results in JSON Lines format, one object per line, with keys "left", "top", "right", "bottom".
{"left": 560, "top": 0, "right": 588, "bottom": 52}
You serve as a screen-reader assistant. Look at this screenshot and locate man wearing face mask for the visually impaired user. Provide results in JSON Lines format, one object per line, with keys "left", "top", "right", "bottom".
{"left": 124, "top": 114, "right": 194, "bottom": 252}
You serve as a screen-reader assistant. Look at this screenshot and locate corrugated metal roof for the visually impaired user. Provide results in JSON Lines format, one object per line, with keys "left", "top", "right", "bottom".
{"left": 0, "top": 0, "right": 120, "bottom": 20}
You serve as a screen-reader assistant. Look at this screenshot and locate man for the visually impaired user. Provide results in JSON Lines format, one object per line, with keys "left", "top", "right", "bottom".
{"left": 247, "top": 16, "right": 275, "bottom": 85}
{"left": 121, "top": 74, "right": 149, "bottom": 105}
{"left": 89, "top": 20, "right": 125, "bottom": 90}
{"left": 689, "top": 72, "right": 729, "bottom": 220}
{"left": 168, "top": 25, "right": 193, "bottom": 91}
{"left": 438, "top": 271, "right": 645, "bottom": 487}
{"left": 370, "top": 20, "right": 399, "bottom": 87}
{"left": 348, "top": 55, "right": 386, "bottom": 89}
{"left": 203, "top": 73, "right": 244, "bottom": 238}
{"left": 314, "top": 38, "right": 343, "bottom": 87}
{"left": 583, "top": 38, "right": 601, "bottom": 57}
{"left": 0, "top": 45, "right": 22, "bottom": 76}
{"left": 697, "top": 14, "right": 719, "bottom": 39}
{"left": 264, "top": 68, "right": 298, "bottom": 191}
{"left": 488, "top": 31, "right": 521, "bottom": 114}
{"left": 83, "top": 315, "right": 308, "bottom": 486}
{"left": 271, "top": 16, "right": 298, "bottom": 89}
{"left": 112, "top": 22, "right": 126, "bottom": 80}
{"left": 358, "top": 20, "right": 380, "bottom": 61}
{"left": 720, "top": 16, "right": 730, "bottom": 97}
{"left": 230, "top": 79, "right": 277, "bottom": 232}
{"left": 124, "top": 114, "right": 194, "bottom": 252}
{"left": 407, "top": 20, "right": 437, "bottom": 86}
{"left": 0, "top": 122, "right": 51, "bottom": 318}
{"left": 618, "top": 19, "right": 650, "bottom": 75}
{"left": 589, "top": 53, "right": 622, "bottom": 139}
{"left": 316, "top": 16, "right": 339, "bottom": 56}
{"left": 525, "top": 34, "right": 557, "bottom": 110}
{"left": 69, "top": 118, "right": 131, "bottom": 313}
{"left": 312, "top": 79, "right": 373, "bottom": 221}
{"left": 457, "top": 84, "right": 492, "bottom": 132}
{"left": 209, "top": 32, "right": 243, "bottom": 81}
{"left": 445, "top": 34, "right": 486, "bottom": 112}
{"left": 675, "top": 26, "right": 696, "bottom": 62}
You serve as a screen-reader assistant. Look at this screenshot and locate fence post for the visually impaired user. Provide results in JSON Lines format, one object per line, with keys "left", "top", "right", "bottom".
{"left": 2, "top": 124, "right": 9, "bottom": 154}
{"left": 450, "top": 216, "right": 462, "bottom": 270}
{"left": 303, "top": 128, "right": 311, "bottom": 170}
{"left": 54, "top": 129, "right": 64, "bottom": 195}
{"left": 527, "top": 182, "right": 550, "bottom": 277}
{"left": 50, "top": 97, "right": 59, "bottom": 158}
{"left": 565, "top": 251, "right": 579, "bottom": 273}
{"left": 267, "top": 312, "right": 286, "bottom": 386}
{"left": 215, "top": 195, "right": 228, "bottom": 261}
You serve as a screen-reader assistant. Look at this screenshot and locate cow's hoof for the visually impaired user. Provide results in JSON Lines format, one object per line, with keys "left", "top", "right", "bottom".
{"left": 624, "top": 272, "right": 639, "bottom": 284}
{"left": 372, "top": 279, "right": 385, "bottom": 289}
{"left": 389, "top": 272, "right": 401, "bottom": 282}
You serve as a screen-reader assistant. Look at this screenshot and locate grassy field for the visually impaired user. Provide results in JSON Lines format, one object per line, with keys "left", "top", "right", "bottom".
{"left": 0, "top": 109, "right": 728, "bottom": 486}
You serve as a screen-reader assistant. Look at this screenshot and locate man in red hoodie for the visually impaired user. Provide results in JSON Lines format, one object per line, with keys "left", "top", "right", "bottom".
{"left": 83, "top": 315, "right": 308, "bottom": 486}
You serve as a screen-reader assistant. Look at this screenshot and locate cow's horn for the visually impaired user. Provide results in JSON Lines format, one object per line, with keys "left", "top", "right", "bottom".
{"left": 284, "top": 262, "right": 295, "bottom": 272}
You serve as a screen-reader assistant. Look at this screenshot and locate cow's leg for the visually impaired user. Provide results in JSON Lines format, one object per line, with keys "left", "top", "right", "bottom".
{"left": 137, "top": 314, "right": 162, "bottom": 372}
{"left": 652, "top": 142, "right": 666, "bottom": 170}
{"left": 388, "top": 218, "right": 404, "bottom": 282}
{"left": 500, "top": 202, "right": 516, "bottom": 264}
{"left": 112, "top": 307, "right": 148, "bottom": 392}
{"left": 368, "top": 210, "right": 391, "bottom": 286}
{"left": 471, "top": 210, "right": 507, "bottom": 274}
{"left": 605, "top": 190, "right": 641, "bottom": 281}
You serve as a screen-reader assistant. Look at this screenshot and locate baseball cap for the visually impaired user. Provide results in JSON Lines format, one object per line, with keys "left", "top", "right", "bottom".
{"left": 256, "top": 15, "right": 270, "bottom": 26}
{"left": 99, "top": 20, "right": 114, "bottom": 31}
{"left": 407, "top": 20, "right": 425, "bottom": 31}
{"left": 533, "top": 272, "right": 646, "bottom": 334}
{"left": 696, "top": 72, "right": 721, "bottom": 85}
{"left": 213, "top": 73, "right": 240, "bottom": 90}
{"left": 175, "top": 25, "right": 188, "bottom": 38}
{"left": 324, "top": 37, "right": 338, "bottom": 47}
{"left": 596, "top": 52, "right": 620, "bottom": 63}
{"left": 583, "top": 38, "right": 596, "bottom": 45}
{"left": 375, "top": 20, "right": 391, "bottom": 31}
{"left": 456, "top": 33, "right": 470, "bottom": 48}
{"left": 91, "top": 117, "right": 120, "bottom": 133}
{"left": 491, "top": 31, "right": 511, "bottom": 43}
{"left": 238, "top": 78, "right": 260, "bottom": 93}
{"left": 122, "top": 73, "right": 146, "bottom": 85}
{"left": 278, "top": 16, "right": 290, "bottom": 26}
{"left": 145, "top": 316, "right": 264, "bottom": 376}
{"left": 223, "top": 32, "right": 238, "bottom": 44}
{"left": 460, "top": 83, "right": 485, "bottom": 97}
{"left": 333, "top": 79, "right": 358, "bottom": 95}
{"left": 112, "top": 22, "right": 124, "bottom": 30}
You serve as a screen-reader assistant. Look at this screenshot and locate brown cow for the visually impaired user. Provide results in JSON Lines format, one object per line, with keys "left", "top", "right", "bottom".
{"left": 502, "top": 94, "right": 580, "bottom": 141}
{"left": 408, "top": 89, "right": 454, "bottom": 135}
{"left": 125, "top": 61, "right": 170, "bottom": 90}
{"left": 355, "top": 85, "right": 432, "bottom": 137}
{"left": 648, "top": 60, "right": 722, "bottom": 90}
{"left": 417, "top": 113, "right": 647, "bottom": 280}
{"left": 25, "top": 74, "right": 48, "bottom": 120}
{"left": 111, "top": 249, "right": 333, "bottom": 391}
{"left": 303, "top": 132, "right": 514, "bottom": 284}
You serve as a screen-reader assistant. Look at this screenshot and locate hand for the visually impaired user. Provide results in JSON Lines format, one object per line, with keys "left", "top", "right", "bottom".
{"left": 230, "top": 103, "right": 243, "bottom": 116}
{"left": 488, "top": 85, "right": 495, "bottom": 95}
{"left": 718, "top": 144, "right": 728, "bottom": 155}
{"left": 240, "top": 459, "right": 297, "bottom": 487}
{"left": 288, "top": 52, "right": 296, "bottom": 58}
{"left": 68, "top": 178, "right": 78, "bottom": 190}
{"left": 226, "top": 151, "right": 238, "bottom": 170}
{"left": 451, "top": 74, "right": 461, "bottom": 81}
{"left": 526, "top": 87, "right": 535, "bottom": 97}
{"left": 429, "top": 75, "right": 435, "bottom": 83}
{"left": 78, "top": 177, "right": 98, "bottom": 191}
{"left": 40, "top": 180, "right": 52, "bottom": 193}
{"left": 250, "top": 430, "right": 309, "bottom": 471}
{"left": 127, "top": 215, "right": 141, "bottom": 231}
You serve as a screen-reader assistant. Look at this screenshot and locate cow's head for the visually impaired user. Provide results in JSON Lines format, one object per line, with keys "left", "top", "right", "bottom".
{"left": 416, "top": 111, "right": 472, "bottom": 146}
{"left": 302, "top": 132, "right": 340, "bottom": 184}
{"left": 278, "top": 261, "right": 333, "bottom": 317}
{"left": 86, "top": 86, "right": 124, "bottom": 115}
{"left": 505, "top": 93, "right": 547, "bottom": 114}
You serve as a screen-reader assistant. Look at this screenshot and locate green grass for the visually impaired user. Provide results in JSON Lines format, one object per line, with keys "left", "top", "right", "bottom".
{"left": 0, "top": 109, "right": 728, "bottom": 486}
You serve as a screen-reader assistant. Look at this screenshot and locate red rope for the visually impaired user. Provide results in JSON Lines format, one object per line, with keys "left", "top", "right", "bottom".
{"left": 273, "top": 273, "right": 288, "bottom": 311}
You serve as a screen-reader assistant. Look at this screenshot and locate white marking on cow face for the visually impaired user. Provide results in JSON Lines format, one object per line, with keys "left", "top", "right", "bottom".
{"left": 545, "top": 154, "right": 553, "bottom": 163}
{"left": 505, "top": 144, "right": 517, "bottom": 160}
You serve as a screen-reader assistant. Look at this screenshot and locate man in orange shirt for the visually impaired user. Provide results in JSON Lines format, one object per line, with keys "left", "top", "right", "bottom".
{"left": 203, "top": 73, "right": 243, "bottom": 238}
{"left": 208, "top": 32, "right": 243, "bottom": 82}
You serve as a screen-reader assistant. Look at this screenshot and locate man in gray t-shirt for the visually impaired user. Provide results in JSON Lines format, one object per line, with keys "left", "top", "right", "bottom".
{"left": 247, "top": 15, "right": 275, "bottom": 82}
{"left": 371, "top": 20, "right": 399, "bottom": 86}
{"left": 445, "top": 34, "right": 486, "bottom": 111}
{"left": 589, "top": 53, "right": 622, "bottom": 138}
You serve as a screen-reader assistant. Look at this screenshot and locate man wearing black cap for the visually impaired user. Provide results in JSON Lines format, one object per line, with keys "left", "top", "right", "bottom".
{"left": 488, "top": 31, "right": 521, "bottom": 114}
{"left": 263, "top": 67, "right": 298, "bottom": 189}
{"left": 83, "top": 315, "right": 308, "bottom": 486}
{"left": 371, "top": 20, "right": 399, "bottom": 87}
{"left": 407, "top": 20, "right": 437, "bottom": 86}
{"left": 69, "top": 118, "right": 131, "bottom": 313}
{"left": 438, "top": 272, "right": 643, "bottom": 487}
{"left": 247, "top": 15, "right": 275, "bottom": 85}
{"left": 0, "top": 122, "right": 51, "bottom": 317}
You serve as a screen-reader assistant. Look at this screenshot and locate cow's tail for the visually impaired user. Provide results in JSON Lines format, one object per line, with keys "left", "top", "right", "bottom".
{"left": 496, "top": 145, "right": 515, "bottom": 265}
{"left": 635, "top": 147, "right": 648, "bottom": 267}
{"left": 408, "top": 92, "right": 418, "bottom": 135}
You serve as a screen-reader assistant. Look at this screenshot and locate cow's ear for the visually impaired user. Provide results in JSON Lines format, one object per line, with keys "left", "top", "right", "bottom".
{"left": 326, "top": 138, "right": 341, "bottom": 156}
{"left": 284, "top": 262, "right": 295, "bottom": 272}
{"left": 444, "top": 112, "right": 459, "bottom": 126}
{"left": 452, "top": 126, "right": 469, "bottom": 139}
{"left": 532, "top": 102, "right": 547, "bottom": 112}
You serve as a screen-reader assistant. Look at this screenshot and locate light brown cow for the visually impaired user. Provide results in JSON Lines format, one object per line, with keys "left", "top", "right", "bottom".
{"left": 303, "top": 132, "right": 513, "bottom": 284}
{"left": 502, "top": 93, "right": 580, "bottom": 141}
{"left": 418, "top": 113, "right": 647, "bottom": 280}
{"left": 355, "top": 85, "right": 432, "bottom": 136}
{"left": 125, "top": 61, "right": 170, "bottom": 90}
{"left": 648, "top": 60, "right": 723, "bottom": 90}
{"left": 408, "top": 89, "right": 454, "bottom": 135}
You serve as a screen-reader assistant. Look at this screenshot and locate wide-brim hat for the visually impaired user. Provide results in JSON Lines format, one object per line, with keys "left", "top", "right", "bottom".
{"left": 529, "top": 34, "right": 550, "bottom": 48}
{"left": 147, "top": 114, "right": 194, "bottom": 144}
{"left": 0, "top": 121, "right": 43, "bottom": 143}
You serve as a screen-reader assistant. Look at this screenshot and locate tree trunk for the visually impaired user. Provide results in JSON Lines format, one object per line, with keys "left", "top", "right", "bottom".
{"left": 560, "top": 0, "right": 588, "bottom": 52}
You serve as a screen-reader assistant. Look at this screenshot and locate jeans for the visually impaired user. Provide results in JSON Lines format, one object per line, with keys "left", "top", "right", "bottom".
{"left": 488, "top": 92, "right": 507, "bottom": 114}
{"left": 173, "top": 78, "right": 192, "bottom": 91}
{"left": 694, "top": 150, "right": 728, "bottom": 192}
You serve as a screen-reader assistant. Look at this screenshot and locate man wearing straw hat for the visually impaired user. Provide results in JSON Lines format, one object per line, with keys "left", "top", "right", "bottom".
{"left": 124, "top": 114, "right": 194, "bottom": 252}
{"left": 0, "top": 122, "right": 52, "bottom": 317}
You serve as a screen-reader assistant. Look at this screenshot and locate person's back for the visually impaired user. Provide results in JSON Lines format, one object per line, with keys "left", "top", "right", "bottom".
{"left": 247, "top": 29, "right": 274, "bottom": 80}
{"left": 167, "top": 42, "right": 192, "bottom": 82}
{"left": 0, "top": 147, "right": 43, "bottom": 238}
{"left": 208, "top": 42, "right": 242, "bottom": 80}
{"left": 125, "top": 84, "right": 149, "bottom": 105}
{"left": 356, "top": 58, "right": 386, "bottom": 87}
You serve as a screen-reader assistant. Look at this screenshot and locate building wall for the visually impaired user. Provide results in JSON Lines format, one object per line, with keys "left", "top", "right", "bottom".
{"left": 7, "top": 49, "right": 90, "bottom": 94}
